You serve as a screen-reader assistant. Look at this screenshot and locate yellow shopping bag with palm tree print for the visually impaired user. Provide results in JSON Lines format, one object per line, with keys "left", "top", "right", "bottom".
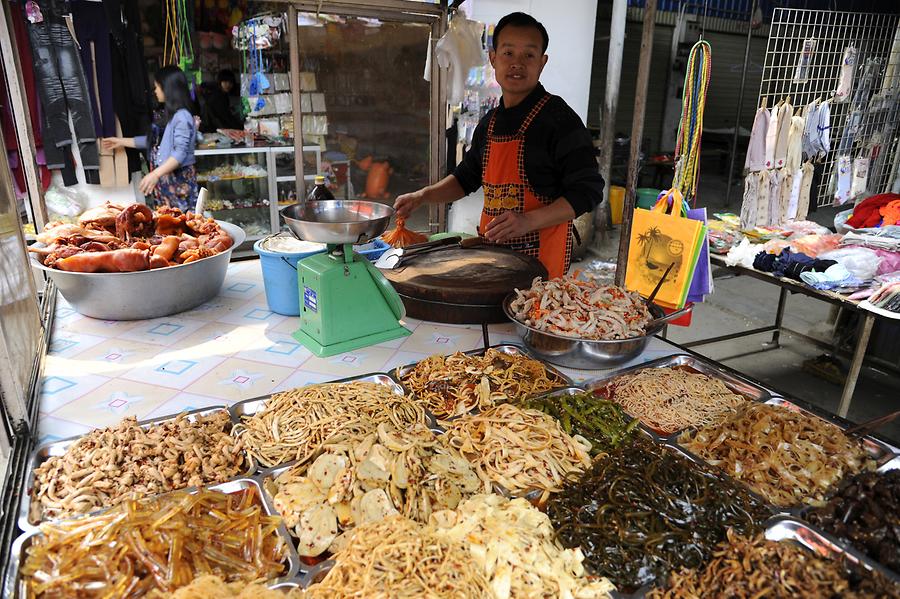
{"left": 624, "top": 189, "right": 706, "bottom": 309}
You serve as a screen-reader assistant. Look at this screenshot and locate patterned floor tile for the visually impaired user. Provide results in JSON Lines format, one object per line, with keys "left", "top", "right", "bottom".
{"left": 274, "top": 370, "right": 340, "bottom": 393}
{"left": 300, "top": 346, "right": 396, "bottom": 378}
{"left": 143, "top": 392, "right": 231, "bottom": 418}
{"left": 47, "top": 330, "right": 108, "bottom": 359}
{"left": 183, "top": 358, "right": 293, "bottom": 402}
{"left": 217, "top": 300, "right": 288, "bottom": 328}
{"left": 36, "top": 415, "right": 93, "bottom": 445}
{"left": 119, "top": 350, "right": 225, "bottom": 390}
{"left": 51, "top": 379, "right": 178, "bottom": 429}
{"left": 398, "top": 324, "right": 483, "bottom": 355}
{"left": 218, "top": 278, "right": 265, "bottom": 300}
{"left": 234, "top": 330, "right": 313, "bottom": 368}
{"left": 381, "top": 350, "right": 429, "bottom": 373}
{"left": 38, "top": 367, "right": 110, "bottom": 413}
{"left": 59, "top": 316, "right": 142, "bottom": 337}
{"left": 181, "top": 296, "right": 250, "bottom": 322}
{"left": 116, "top": 316, "right": 209, "bottom": 347}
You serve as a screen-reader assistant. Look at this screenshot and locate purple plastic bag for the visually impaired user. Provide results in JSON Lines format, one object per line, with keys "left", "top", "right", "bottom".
{"left": 687, "top": 206, "right": 711, "bottom": 302}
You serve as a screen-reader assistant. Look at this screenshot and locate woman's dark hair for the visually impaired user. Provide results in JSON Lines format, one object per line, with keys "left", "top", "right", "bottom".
{"left": 217, "top": 69, "right": 238, "bottom": 96}
{"left": 154, "top": 65, "right": 193, "bottom": 124}
{"left": 492, "top": 12, "right": 549, "bottom": 53}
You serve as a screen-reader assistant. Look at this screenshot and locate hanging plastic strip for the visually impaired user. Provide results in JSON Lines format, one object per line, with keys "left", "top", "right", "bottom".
{"left": 671, "top": 39, "right": 712, "bottom": 202}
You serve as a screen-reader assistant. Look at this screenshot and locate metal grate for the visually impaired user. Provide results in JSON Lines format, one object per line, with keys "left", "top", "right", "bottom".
{"left": 758, "top": 8, "right": 900, "bottom": 208}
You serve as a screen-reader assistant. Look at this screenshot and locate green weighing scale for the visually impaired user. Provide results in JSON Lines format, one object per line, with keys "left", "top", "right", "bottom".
{"left": 281, "top": 200, "right": 409, "bottom": 357}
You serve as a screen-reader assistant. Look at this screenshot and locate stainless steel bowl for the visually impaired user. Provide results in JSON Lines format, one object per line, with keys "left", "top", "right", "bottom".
{"left": 281, "top": 200, "right": 393, "bottom": 245}
{"left": 502, "top": 294, "right": 684, "bottom": 369}
{"left": 31, "top": 221, "right": 245, "bottom": 321}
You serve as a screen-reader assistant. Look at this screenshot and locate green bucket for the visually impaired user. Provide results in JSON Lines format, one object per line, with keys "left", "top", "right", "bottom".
{"left": 636, "top": 188, "right": 661, "bottom": 210}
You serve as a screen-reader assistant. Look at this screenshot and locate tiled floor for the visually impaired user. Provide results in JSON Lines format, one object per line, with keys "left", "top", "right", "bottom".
{"left": 36, "top": 261, "right": 679, "bottom": 444}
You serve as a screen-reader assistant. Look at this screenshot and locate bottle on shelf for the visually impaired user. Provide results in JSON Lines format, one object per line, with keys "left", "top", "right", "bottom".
{"left": 306, "top": 175, "right": 335, "bottom": 202}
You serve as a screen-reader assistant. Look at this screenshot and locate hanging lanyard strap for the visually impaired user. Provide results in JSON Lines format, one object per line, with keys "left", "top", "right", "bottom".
{"left": 672, "top": 39, "right": 712, "bottom": 202}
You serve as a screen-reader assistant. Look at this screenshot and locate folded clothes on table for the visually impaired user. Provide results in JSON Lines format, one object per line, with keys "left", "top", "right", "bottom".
{"left": 799, "top": 263, "right": 864, "bottom": 291}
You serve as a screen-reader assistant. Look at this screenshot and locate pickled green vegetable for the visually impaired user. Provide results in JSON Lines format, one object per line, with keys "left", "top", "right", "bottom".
{"left": 522, "top": 392, "right": 638, "bottom": 455}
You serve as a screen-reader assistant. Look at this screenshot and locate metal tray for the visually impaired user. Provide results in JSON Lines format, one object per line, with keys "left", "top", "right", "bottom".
{"left": 584, "top": 353, "right": 771, "bottom": 440}
{"left": 19, "top": 406, "right": 255, "bottom": 532}
{"left": 6, "top": 478, "right": 301, "bottom": 598}
{"left": 764, "top": 516, "right": 900, "bottom": 585}
{"left": 764, "top": 397, "right": 896, "bottom": 467}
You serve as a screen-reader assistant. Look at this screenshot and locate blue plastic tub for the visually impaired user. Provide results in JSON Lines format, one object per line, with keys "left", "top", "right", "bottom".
{"left": 255, "top": 237, "right": 390, "bottom": 316}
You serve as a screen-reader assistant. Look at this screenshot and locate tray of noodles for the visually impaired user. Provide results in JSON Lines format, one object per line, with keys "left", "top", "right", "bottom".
{"left": 585, "top": 354, "right": 769, "bottom": 438}
{"left": 230, "top": 373, "right": 430, "bottom": 470}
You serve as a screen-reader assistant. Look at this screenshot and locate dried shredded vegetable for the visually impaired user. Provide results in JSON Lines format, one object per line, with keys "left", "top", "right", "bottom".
{"left": 398, "top": 348, "right": 565, "bottom": 419}
{"left": 31, "top": 411, "right": 247, "bottom": 523}
{"left": 430, "top": 494, "right": 616, "bottom": 599}
{"left": 546, "top": 440, "right": 768, "bottom": 593}
{"left": 509, "top": 276, "right": 652, "bottom": 340}
{"left": 239, "top": 382, "right": 426, "bottom": 468}
{"left": 20, "top": 488, "right": 289, "bottom": 597}
{"left": 149, "top": 576, "right": 298, "bottom": 598}
{"left": 648, "top": 529, "right": 900, "bottom": 599}
{"left": 595, "top": 367, "right": 747, "bottom": 434}
{"left": 267, "top": 423, "right": 487, "bottom": 558}
{"left": 442, "top": 403, "right": 592, "bottom": 497}
{"left": 296, "top": 515, "right": 493, "bottom": 598}
{"left": 679, "top": 403, "right": 872, "bottom": 507}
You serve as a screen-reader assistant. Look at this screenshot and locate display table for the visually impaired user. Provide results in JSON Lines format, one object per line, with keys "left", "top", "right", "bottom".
{"left": 37, "top": 260, "right": 679, "bottom": 444}
{"left": 690, "top": 254, "right": 885, "bottom": 418}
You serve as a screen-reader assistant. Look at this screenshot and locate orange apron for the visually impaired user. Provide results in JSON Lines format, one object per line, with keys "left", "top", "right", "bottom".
{"left": 479, "top": 94, "right": 573, "bottom": 279}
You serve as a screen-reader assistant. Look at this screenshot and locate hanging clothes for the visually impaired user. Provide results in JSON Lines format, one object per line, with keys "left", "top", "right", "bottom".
{"left": 797, "top": 161, "right": 815, "bottom": 221}
{"left": 25, "top": 0, "right": 99, "bottom": 178}
{"left": 834, "top": 155, "right": 853, "bottom": 205}
{"left": 767, "top": 169, "right": 783, "bottom": 226}
{"left": 740, "top": 170, "right": 770, "bottom": 229}
{"left": 745, "top": 106, "right": 769, "bottom": 172}
{"left": 765, "top": 106, "right": 778, "bottom": 169}
{"left": 834, "top": 46, "right": 857, "bottom": 103}
{"left": 773, "top": 101, "right": 792, "bottom": 169}
{"left": 813, "top": 100, "right": 830, "bottom": 160}
{"left": 801, "top": 100, "right": 819, "bottom": 161}
{"left": 432, "top": 15, "right": 484, "bottom": 105}
{"left": 784, "top": 115, "right": 804, "bottom": 173}
{"left": 72, "top": 1, "right": 116, "bottom": 138}
{"left": 851, "top": 156, "right": 870, "bottom": 200}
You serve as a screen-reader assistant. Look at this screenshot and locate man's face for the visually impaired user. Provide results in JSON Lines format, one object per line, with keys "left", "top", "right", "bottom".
{"left": 489, "top": 25, "right": 548, "bottom": 97}
{"left": 221, "top": 80, "right": 233, "bottom": 93}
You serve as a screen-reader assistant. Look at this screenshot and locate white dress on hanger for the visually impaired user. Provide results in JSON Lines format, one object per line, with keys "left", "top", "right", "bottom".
{"left": 434, "top": 17, "right": 484, "bottom": 104}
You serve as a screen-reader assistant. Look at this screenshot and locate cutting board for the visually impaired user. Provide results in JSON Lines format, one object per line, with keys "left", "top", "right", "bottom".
{"left": 381, "top": 246, "right": 547, "bottom": 323}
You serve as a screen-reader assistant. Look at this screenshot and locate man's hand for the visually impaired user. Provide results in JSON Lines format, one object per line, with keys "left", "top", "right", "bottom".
{"left": 394, "top": 190, "right": 425, "bottom": 219}
{"left": 484, "top": 211, "right": 534, "bottom": 242}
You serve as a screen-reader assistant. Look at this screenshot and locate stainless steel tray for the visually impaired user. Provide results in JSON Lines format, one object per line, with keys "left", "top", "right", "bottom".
{"left": 6, "top": 478, "right": 301, "bottom": 598}
{"left": 583, "top": 353, "right": 771, "bottom": 439}
{"left": 19, "top": 406, "right": 255, "bottom": 532}
{"left": 764, "top": 397, "right": 896, "bottom": 467}
{"left": 765, "top": 516, "right": 900, "bottom": 585}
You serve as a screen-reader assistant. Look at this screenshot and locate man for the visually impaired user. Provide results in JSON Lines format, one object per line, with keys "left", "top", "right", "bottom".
{"left": 395, "top": 12, "right": 603, "bottom": 278}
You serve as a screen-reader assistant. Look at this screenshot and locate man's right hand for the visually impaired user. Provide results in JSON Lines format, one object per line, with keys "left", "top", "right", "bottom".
{"left": 393, "top": 190, "right": 425, "bottom": 219}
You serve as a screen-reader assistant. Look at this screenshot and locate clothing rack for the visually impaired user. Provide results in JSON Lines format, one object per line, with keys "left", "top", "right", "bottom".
{"left": 757, "top": 8, "right": 900, "bottom": 209}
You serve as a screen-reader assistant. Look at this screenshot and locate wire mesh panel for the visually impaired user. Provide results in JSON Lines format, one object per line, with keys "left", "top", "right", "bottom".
{"left": 758, "top": 8, "right": 900, "bottom": 208}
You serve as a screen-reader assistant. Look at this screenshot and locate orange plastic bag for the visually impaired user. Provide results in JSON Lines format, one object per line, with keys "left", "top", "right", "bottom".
{"left": 382, "top": 217, "right": 427, "bottom": 248}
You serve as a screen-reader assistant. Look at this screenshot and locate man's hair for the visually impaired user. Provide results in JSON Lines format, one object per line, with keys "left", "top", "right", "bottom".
{"left": 492, "top": 12, "right": 549, "bottom": 54}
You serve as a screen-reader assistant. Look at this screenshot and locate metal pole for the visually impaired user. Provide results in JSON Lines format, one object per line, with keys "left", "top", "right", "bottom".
{"left": 288, "top": 6, "right": 307, "bottom": 197}
{"left": 724, "top": 0, "right": 757, "bottom": 208}
{"left": 615, "top": 0, "right": 657, "bottom": 287}
{"left": 594, "top": 0, "right": 627, "bottom": 243}
{"left": 0, "top": 1, "right": 47, "bottom": 229}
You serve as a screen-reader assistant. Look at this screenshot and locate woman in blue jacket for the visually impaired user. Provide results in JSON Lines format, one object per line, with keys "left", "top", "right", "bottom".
{"left": 103, "top": 66, "right": 198, "bottom": 211}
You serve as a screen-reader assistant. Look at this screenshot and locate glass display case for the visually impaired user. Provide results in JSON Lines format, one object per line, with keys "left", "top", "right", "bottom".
{"left": 195, "top": 147, "right": 274, "bottom": 243}
{"left": 194, "top": 146, "right": 321, "bottom": 251}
